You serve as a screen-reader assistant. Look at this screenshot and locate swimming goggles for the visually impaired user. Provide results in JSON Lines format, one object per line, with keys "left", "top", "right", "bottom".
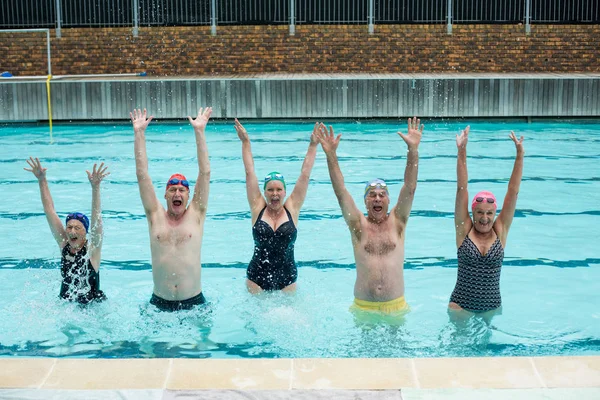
{"left": 167, "top": 178, "right": 189, "bottom": 188}
{"left": 265, "top": 173, "right": 284, "bottom": 182}
{"left": 474, "top": 196, "right": 495, "bottom": 204}
{"left": 67, "top": 212, "right": 87, "bottom": 219}
{"left": 264, "top": 172, "right": 286, "bottom": 190}
{"left": 364, "top": 179, "right": 389, "bottom": 198}
{"left": 65, "top": 212, "right": 90, "bottom": 232}
{"left": 367, "top": 181, "right": 387, "bottom": 189}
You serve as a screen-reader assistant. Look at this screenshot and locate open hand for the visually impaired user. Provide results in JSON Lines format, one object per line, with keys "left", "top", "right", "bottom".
{"left": 399, "top": 117, "right": 423, "bottom": 150}
{"left": 315, "top": 123, "right": 340, "bottom": 155}
{"left": 456, "top": 126, "right": 470, "bottom": 149}
{"left": 234, "top": 118, "right": 249, "bottom": 142}
{"left": 188, "top": 107, "right": 213, "bottom": 130}
{"left": 130, "top": 108, "right": 153, "bottom": 133}
{"left": 87, "top": 163, "right": 110, "bottom": 187}
{"left": 309, "top": 122, "right": 320, "bottom": 145}
{"left": 24, "top": 157, "right": 47, "bottom": 180}
{"left": 509, "top": 131, "right": 525, "bottom": 155}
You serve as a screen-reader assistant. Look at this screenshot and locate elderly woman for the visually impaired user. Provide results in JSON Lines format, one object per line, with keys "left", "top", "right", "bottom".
{"left": 234, "top": 119, "right": 319, "bottom": 293}
{"left": 449, "top": 127, "right": 524, "bottom": 319}
{"left": 25, "top": 157, "right": 109, "bottom": 304}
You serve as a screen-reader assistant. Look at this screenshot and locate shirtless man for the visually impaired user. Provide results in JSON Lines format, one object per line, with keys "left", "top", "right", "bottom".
{"left": 316, "top": 118, "right": 423, "bottom": 317}
{"left": 131, "top": 107, "right": 212, "bottom": 312}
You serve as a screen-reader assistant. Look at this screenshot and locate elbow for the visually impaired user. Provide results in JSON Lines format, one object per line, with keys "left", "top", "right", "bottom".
{"left": 200, "top": 167, "right": 211, "bottom": 178}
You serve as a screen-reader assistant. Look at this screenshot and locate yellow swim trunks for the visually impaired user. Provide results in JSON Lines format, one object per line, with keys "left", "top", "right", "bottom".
{"left": 350, "top": 296, "right": 410, "bottom": 315}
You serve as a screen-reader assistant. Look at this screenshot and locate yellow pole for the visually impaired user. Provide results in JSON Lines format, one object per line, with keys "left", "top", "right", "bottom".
{"left": 46, "top": 74, "right": 53, "bottom": 143}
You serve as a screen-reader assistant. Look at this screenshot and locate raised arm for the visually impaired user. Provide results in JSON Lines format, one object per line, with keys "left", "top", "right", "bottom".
{"left": 316, "top": 124, "right": 362, "bottom": 236}
{"left": 286, "top": 123, "right": 319, "bottom": 220}
{"left": 187, "top": 107, "right": 212, "bottom": 213}
{"left": 235, "top": 119, "right": 265, "bottom": 219}
{"left": 86, "top": 163, "right": 109, "bottom": 271}
{"left": 131, "top": 109, "right": 161, "bottom": 215}
{"left": 454, "top": 126, "right": 472, "bottom": 247}
{"left": 394, "top": 117, "right": 423, "bottom": 230}
{"left": 495, "top": 132, "right": 525, "bottom": 243}
{"left": 24, "top": 157, "right": 67, "bottom": 249}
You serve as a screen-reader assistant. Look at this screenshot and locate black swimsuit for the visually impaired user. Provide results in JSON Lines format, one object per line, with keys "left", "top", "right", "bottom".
{"left": 60, "top": 243, "right": 106, "bottom": 304}
{"left": 247, "top": 206, "right": 298, "bottom": 290}
{"left": 449, "top": 232, "right": 504, "bottom": 312}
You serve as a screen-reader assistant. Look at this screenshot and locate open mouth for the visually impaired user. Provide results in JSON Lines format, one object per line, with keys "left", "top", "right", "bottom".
{"left": 173, "top": 200, "right": 182, "bottom": 206}
{"left": 373, "top": 206, "right": 383, "bottom": 212}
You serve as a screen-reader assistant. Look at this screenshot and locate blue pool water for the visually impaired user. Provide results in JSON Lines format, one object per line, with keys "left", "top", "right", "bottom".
{"left": 0, "top": 120, "right": 599, "bottom": 359}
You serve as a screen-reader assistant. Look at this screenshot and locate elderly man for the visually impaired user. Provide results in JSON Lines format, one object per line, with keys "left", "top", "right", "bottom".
{"left": 316, "top": 118, "right": 423, "bottom": 319}
{"left": 131, "top": 107, "right": 212, "bottom": 312}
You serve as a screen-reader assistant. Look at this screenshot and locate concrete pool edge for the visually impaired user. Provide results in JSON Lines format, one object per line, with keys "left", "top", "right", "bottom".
{"left": 0, "top": 356, "right": 598, "bottom": 390}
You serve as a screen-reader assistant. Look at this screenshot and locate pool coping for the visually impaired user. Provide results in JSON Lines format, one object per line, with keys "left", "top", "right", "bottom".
{"left": 0, "top": 356, "right": 598, "bottom": 390}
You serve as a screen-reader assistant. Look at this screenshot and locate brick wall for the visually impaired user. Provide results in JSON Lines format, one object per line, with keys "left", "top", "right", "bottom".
{"left": 1, "top": 24, "right": 598, "bottom": 76}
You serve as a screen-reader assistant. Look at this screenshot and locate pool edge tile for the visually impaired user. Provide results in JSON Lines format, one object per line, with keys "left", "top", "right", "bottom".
{"left": 167, "top": 358, "right": 292, "bottom": 390}
{"left": 292, "top": 358, "right": 417, "bottom": 389}
{"left": 0, "top": 358, "right": 56, "bottom": 389}
{"left": 42, "top": 359, "right": 171, "bottom": 390}
{"left": 413, "top": 357, "right": 544, "bottom": 389}
{"left": 2, "top": 356, "right": 599, "bottom": 391}
{"left": 533, "top": 356, "right": 600, "bottom": 388}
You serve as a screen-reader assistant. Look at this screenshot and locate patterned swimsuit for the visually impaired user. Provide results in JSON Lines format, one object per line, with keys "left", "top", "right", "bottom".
{"left": 449, "top": 233, "right": 504, "bottom": 312}
{"left": 60, "top": 243, "right": 106, "bottom": 304}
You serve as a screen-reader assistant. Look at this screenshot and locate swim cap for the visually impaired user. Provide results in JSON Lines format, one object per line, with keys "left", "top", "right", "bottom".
{"left": 364, "top": 178, "right": 389, "bottom": 199}
{"left": 264, "top": 171, "right": 286, "bottom": 190}
{"left": 471, "top": 191, "right": 497, "bottom": 210}
{"left": 166, "top": 173, "right": 189, "bottom": 190}
{"left": 66, "top": 212, "right": 89, "bottom": 233}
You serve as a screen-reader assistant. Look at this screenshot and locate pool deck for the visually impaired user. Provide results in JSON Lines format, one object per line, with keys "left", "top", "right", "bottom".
{"left": 1, "top": 356, "right": 599, "bottom": 399}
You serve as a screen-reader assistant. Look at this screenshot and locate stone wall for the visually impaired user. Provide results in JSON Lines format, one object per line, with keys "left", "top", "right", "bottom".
{"left": 1, "top": 24, "right": 598, "bottom": 76}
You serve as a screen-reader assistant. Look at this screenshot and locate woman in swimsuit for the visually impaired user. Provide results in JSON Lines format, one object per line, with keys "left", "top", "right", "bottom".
{"left": 234, "top": 119, "right": 319, "bottom": 293}
{"left": 449, "top": 126, "right": 524, "bottom": 318}
{"left": 25, "top": 158, "right": 109, "bottom": 304}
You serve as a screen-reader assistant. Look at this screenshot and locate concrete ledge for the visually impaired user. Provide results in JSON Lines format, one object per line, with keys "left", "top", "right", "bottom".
{"left": 0, "top": 356, "right": 599, "bottom": 390}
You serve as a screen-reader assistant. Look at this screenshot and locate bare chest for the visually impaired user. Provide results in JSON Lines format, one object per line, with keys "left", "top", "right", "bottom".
{"left": 361, "top": 223, "right": 399, "bottom": 256}
{"left": 151, "top": 219, "right": 199, "bottom": 247}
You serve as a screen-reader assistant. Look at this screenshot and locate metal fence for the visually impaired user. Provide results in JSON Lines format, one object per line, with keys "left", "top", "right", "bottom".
{"left": 1, "top": 0, "right": 598, "bottom": 29}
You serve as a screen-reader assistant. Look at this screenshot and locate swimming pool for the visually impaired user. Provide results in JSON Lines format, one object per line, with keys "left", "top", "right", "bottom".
{"left": 0, "top": 120, "right": 599, "bottom": 359}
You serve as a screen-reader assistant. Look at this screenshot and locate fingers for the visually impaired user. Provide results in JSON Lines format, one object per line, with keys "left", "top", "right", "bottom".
{"left": 407, "top": 116, "right": 421, "bottom": 130}
{"left": 131, "top": 109, "right": 152, "bottom": 123}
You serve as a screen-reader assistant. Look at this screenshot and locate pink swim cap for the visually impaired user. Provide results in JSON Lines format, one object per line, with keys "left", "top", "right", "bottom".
{"left": 471, "top": 191, "right": 497, "bottom": 210}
